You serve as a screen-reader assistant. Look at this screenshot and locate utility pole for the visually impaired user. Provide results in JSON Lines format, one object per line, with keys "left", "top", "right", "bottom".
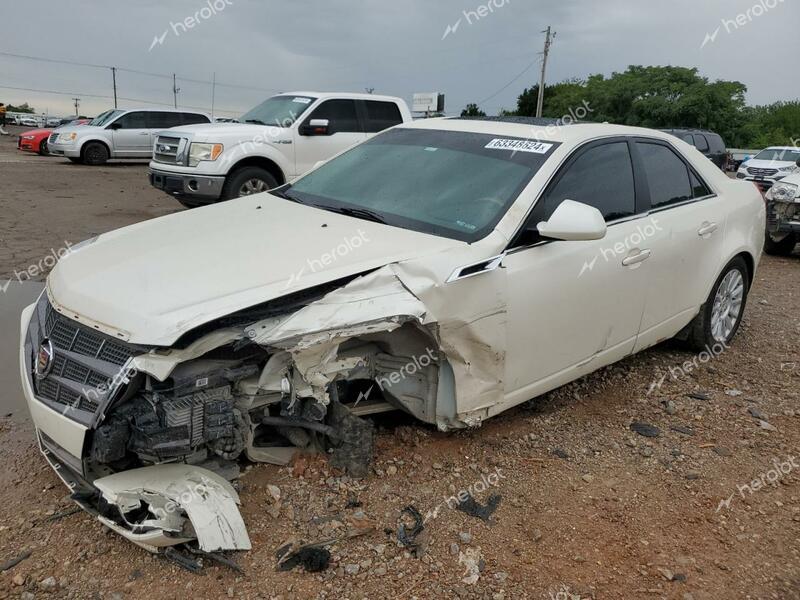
{"left": 210, "top": 72, "right": 216, "bottom": 120}
{"left": 72, "top": 97, "right": 80, "bottom": 116}
{"left": 172, "top": 74, "right": 180, "bottom": 109}
{"left": 111, "top": 67, "right": 118, "bottom": 108}
{"left": 535, "top": 26, "right": 555, "bottom": 118}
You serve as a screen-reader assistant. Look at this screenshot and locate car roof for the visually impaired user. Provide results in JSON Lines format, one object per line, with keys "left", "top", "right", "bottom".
{"left": 760, "top": 146, "right": 800, "bottom": 151}
{"left": 661, "top": 128, "right": 721, "bottom": 136}
{"left": 399, "top": 117, "right": 684, "bottom": 145}
{"left": 274, "top": 91, "right": 404, "bottom": 102}
{"left": 115, "top": 107, "right": 208, "bottom": 114}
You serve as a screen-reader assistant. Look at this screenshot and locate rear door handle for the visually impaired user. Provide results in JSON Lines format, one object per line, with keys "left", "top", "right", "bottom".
{"left": 622, "top": 249, "right": 651, "bottom": 267}
{"left": 698, "top": 222, "right": 718, "bottom": 237}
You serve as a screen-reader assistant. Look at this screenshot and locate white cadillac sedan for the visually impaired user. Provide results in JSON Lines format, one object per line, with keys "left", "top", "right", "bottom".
{"left": 20, "top": 117, "right": 764, "bottom": 554}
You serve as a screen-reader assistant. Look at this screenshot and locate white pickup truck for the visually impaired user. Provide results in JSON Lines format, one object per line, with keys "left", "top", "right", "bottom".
{"left": 148, "top": 91, "right": 413, "bottom": 207}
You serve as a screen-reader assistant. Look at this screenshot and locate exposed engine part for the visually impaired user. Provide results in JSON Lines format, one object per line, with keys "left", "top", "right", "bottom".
{"left": 92, "top": 385, "right": 245, "bottom": 465}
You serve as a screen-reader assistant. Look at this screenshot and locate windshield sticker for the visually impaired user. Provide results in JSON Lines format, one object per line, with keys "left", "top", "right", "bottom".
{"left": 456, "top": 220, "right": 478, "bottom": 231}
{"left": 292, "top": 97, "right": 312, "bottom": 104}
{"left": 484, "top": 139, "right": 553, "bottom": 154}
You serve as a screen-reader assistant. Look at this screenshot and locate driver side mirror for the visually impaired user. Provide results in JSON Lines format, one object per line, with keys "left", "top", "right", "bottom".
{"left": 299, "top": 119, "right": 331, "bottom": 136}
{"left": 536, "top": 199, "right": 607, "bottom": 241}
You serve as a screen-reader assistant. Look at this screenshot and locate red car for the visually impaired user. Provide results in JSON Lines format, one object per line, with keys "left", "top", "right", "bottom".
{"left": 17, "top": 119, "right": 90, "bottom": 155}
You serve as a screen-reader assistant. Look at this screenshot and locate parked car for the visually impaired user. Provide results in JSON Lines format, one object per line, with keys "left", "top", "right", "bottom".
{"left": 19, "top": 116, "right": 38, "bottom": 127}
{"left": 661, "top": 128, "right": 727, "bottom": 169}
{"left": 736, "top": 146, "right": 800, "bottom": 190}
{"left": 20, "top": 118, "right": 763, "bottom": 553}
{"left": 17, "top": 119, "right": 91, "bottom": 155}
{"left": 47, "top": 108, "right": 211, "bottom": 165}
{"left": 148, "top": 92, "right": 412, "bottom": 207}
{"left": 763, "top": 158, "right": 800, "bottom": 255}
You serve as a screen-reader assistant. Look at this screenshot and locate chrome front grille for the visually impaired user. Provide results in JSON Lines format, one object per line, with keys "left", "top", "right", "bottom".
{"left": 747, "top": 167, "right": 778, "bottom": 177}
{"left": 25, "top": 294, "right": 147, "bottom": 426}
{"left": 153, "top": 135, "right": 183, "bottom": 164}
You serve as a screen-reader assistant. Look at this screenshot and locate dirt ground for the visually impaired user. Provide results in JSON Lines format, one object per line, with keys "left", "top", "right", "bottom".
{"left": 0, "top": 125, "right": 798, "bottom": 600}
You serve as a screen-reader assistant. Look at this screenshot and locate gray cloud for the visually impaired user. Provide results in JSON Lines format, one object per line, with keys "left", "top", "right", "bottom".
{"left": 1, "top": 0, "right": 797, "bottom": 118}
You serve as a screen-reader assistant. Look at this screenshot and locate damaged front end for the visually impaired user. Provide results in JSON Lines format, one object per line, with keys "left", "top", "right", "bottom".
{"left": 21, "top": 257, "right": 507, "bottom": 554}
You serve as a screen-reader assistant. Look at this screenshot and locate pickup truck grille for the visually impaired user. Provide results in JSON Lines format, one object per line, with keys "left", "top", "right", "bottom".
{"left": 48, "top": 133, "right": 59, "bottom": 144}
{"left": 747, "top": 167, "right": 778, "bottom": 177}
{"left": 24, "top": 294, "right": 148, "bottom": 426}
{"left": 153, "top": 135, "right": 184, "bottom": 165}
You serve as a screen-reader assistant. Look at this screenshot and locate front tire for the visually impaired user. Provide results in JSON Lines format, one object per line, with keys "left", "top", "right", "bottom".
{"left": 38, "top": 139, "right": 50, "bottom": 156}
{"left": 82, "top": 141, "right": 109, "bottom": 165}
{"left": 221, "top": 167, "right": 278, "bottom": 200}
{"left": 686, "top": 257, "right": 749, "bottom": 351}
{"left": 764, "top": 233, "right": 796, "bottom": 256}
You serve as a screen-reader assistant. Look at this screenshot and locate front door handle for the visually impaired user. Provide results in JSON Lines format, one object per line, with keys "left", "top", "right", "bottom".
{"left": 139, "top": 132, "right": 151, "bottom": 136}
{"left": 622, "top": 249, "right": 652, "bottom": 267}
{"left": 698, "top": 222, "right": 718, "bottom": 237}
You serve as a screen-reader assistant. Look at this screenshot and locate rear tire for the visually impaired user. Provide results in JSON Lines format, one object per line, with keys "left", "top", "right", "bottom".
{"left": 38, "top": 139, "right": 50, "bottom": 156}
{"left": 764, "top": 233, "right": 796, "bottom": 256}
{"left": 82, "top": 141, "right": 109, "bottom": 165}
{"left": 221, "top": 167, "right": 278, "bottom": 200}
{"left": 686, "top": 256, "right": 749, "bottom": 352}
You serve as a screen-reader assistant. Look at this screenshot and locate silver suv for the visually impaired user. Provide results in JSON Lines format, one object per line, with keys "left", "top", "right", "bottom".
{"left": 48, "top": 108, "right": 210, "bottom": 165}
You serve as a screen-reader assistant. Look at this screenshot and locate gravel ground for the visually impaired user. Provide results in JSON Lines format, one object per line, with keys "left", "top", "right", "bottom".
{"left": 0, "top": 126, "right": 798, "bottom": 599}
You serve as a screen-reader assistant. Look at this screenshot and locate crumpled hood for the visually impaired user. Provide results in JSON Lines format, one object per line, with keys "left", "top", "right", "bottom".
{"left": 47, "top": 194, "right": 464, "bottom": 346}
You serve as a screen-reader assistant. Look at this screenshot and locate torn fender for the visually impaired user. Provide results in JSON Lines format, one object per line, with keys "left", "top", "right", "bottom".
{"left": 93, "top": 464, "right": 251, "bottom": 553}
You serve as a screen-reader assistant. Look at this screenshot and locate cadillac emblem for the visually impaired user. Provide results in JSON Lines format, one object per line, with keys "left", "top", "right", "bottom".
{"left": 35, "top": 339, "right": 55, "bottom": 378}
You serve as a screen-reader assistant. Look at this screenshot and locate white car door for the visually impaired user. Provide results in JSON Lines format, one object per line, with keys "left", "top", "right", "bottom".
{"left": 503, "top": 139, "right": 650, "bottom": 400}
{"left": 293, "top": 99, "right": 367, "bottom": 176}
{"left": 109, "top": 111, "right": 152, "bottom": 157}
{"left": 631, "top": 140, "right": 728, "bottom": 351}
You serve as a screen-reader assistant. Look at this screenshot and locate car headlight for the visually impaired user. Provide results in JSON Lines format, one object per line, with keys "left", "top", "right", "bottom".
{"left": 779, "top": 165, "right": 796, "bottom": 172}
{"left": 58, "top": 132, "right": 78, "bottom": 144}
{"left": 21, "top": 135, "right": 35, "bottom": 140}
{"left": 765, "top": 181, "right": 799, "bottom": 202}
{"left": 188, "top": 142, "right": 224, "bottom": 166}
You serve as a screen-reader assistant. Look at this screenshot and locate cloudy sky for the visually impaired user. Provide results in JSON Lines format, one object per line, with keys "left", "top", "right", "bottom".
{"left": 1, "top": 0, "right": 798, "bottom": 118}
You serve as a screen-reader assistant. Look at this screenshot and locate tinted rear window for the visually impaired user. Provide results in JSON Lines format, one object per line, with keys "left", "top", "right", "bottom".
{"left": 637, "top": 142, "right": 693, "bottom": 209}
{"left": 363, "top": 101, "right": 403, "bottom": 133}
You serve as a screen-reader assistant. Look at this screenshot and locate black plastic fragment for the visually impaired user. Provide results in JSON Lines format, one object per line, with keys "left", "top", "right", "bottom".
{"left": 455, "top": 493, "right": 502, "bottom": 522}
{"left": 630, "top": 421, "right": 661, "bottom": 438}
{"left": 397, "top": 505, "right": 425, "bottom": 556}
{"left": 277, "top": 547, "right": 331, "bottom": 573}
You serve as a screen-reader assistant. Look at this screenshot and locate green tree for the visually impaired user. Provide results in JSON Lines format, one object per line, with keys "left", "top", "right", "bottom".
{"left": 460, "top": 103, "right": 487, "bottom": 117}
{"left": 7, "top": 102, "right": 35, "bottom": 113}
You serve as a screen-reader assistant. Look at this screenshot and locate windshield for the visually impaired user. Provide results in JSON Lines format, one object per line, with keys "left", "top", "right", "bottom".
{"left": 753, "top": 148, "right": 800, "bottom": 163}
{"left": 239, "top": 95, "right": 316, "bottom": 126}
{"left": 282, "top": 128, "right": 558, "bottom": 242}
{"left": 90, "top": 109, "right": 123, "bottom": 127}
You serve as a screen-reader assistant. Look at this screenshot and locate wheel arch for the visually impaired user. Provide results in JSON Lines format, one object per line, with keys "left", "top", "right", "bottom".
{"left": 227, "top": 156, "right": 285, "bottom": 186}
{"left": 79, "top": 138, "right": 111, "bottom": 159}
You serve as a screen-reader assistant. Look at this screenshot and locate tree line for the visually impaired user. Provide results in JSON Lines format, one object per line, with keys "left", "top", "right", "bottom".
{"left": 462, "top": 66, "right": 799, "bottom": 149}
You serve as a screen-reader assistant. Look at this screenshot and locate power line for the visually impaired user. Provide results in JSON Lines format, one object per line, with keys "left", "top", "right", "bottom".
{"left": 0, "top": 84, "right": 244, "bottom": 115}
{"left": 0, "top": 50, "right": 279, "bottom": 94}
{"left": 476, "top": 58, "right": 539, "bottom": 106}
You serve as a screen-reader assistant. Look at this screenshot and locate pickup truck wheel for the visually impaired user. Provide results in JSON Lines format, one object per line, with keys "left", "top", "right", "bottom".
{"left": 38, "top": 139, "right": 50, "bottom": 156}
{"left": 222, "top": 167, "right": 278, "bottom": 200}
{"left": 82, "top": 141, "right": 109, "bottom": 165}
{"left": 763, "top": 233, "right": 796, "bottom": 256}
{"left": 686, "top": 257, "right": 749, "bottom": 352}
